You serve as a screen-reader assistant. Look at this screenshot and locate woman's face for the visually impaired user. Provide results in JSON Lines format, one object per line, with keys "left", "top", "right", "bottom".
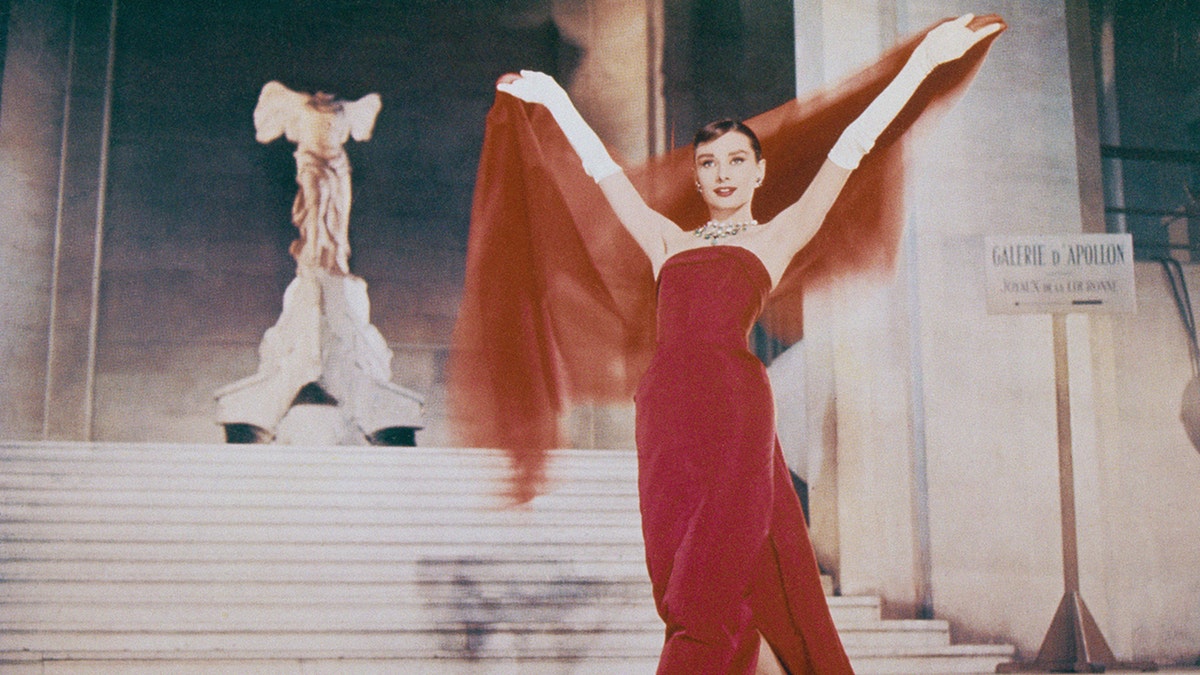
{"left": 693, "top": 130, "right": 765, "bottom": 220}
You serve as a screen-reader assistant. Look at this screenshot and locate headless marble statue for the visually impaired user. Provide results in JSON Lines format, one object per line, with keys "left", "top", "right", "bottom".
{"left": 215, "top": 82, "right": 422, "bottom": 446}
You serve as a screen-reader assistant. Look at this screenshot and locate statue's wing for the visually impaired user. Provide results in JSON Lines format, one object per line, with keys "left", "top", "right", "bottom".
{"left": 345, "top": 93, "right": 383, "bottom": 141}
{"left": 253, "top": 81, "right": 309, "bottom": 144}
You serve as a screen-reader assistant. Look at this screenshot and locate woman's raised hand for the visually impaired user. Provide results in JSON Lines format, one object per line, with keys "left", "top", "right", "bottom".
{"left": 496, "top": 70, "right": 621, "bottom": 182}
{"left": 497, "top": 70, "right": 572, "bottom": 111}
{"left": 827, "top": 13, "right": 1003, "bottom": 170}
{"left": 912, "top": 14, "right": 1003, "bottom": 73}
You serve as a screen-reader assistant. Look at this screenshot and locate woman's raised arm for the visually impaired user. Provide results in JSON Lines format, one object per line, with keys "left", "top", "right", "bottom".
{"left": 497, "top": 71, "right": 675, "bottom": 266}
{"left": 761, "top": 14, "right": 1003, "bottom": 269}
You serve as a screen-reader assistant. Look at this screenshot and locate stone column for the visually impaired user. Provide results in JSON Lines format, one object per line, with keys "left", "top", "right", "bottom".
{"left": 551, "top": 0, "right": 662, "bottom": 450}
{"left": 789, "top": 0, "right": 925, "bottom": 613}
{"left": 0, "top": 0, "right": 116, "bottom": 441}
{"left": 550, "top": 0, "right": 660, "bottom": 165}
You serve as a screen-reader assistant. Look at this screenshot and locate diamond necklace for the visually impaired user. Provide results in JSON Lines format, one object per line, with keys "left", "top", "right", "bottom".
{"left": 692, "top": 218, "right": 760, "bottom": 244}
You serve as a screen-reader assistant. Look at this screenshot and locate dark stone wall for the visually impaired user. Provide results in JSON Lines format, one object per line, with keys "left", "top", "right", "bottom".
{"left": 0, "top": 0, "right": 795, "bottom": 446}
{"left": 662, "top": 0, "right": 795, "bottom": 149}
{"left": 93, "top": 0, "right": 573, "bottom": 444}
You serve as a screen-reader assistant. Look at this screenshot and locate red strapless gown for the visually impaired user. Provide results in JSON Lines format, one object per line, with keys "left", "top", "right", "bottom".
{"left": 635, "top": 245, "right": 854, "bottom": 675}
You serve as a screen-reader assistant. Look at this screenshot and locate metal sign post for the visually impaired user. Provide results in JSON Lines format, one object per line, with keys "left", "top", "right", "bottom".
{"left": 985, "top": 235, "right": 1154, "bottom": 672}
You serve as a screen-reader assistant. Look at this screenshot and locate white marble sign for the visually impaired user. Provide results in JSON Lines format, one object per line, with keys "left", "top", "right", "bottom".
{"left": 985, "top": 233, "right": 1136, "bottom": 314}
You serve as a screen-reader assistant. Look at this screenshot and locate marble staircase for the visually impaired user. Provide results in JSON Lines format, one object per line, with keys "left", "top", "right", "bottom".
{"left": 0, "top": 441, "right": 1015, "bottom": 673}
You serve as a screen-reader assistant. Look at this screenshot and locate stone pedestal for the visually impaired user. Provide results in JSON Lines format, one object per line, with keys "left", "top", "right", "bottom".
{"left": 214, "top": 268, "right": 423, "bottom": 445}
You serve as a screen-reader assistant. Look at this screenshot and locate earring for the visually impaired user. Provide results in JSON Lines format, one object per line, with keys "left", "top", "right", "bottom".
{"left": 695, "top": 182, "right": 702, "bottom": 192}
{"left": 755, "top": 177, "right": 763, "bottom": 186}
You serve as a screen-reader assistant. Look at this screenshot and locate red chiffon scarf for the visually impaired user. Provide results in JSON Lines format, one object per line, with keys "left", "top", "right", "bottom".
{"left": 448, "top": 15, "right": 1005, "bottom": 502}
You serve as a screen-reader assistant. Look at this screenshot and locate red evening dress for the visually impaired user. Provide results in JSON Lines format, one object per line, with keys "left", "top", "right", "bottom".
{"left": 636, "top": 245, "right": 853, "bottom": 674}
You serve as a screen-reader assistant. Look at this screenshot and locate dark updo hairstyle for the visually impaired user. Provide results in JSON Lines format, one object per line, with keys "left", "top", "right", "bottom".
{"left": 692, "top": 119, "right": 762, "bottom": 162}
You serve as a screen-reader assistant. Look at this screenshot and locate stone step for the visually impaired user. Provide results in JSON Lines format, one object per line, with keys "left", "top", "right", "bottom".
{"left": 0, "top": 644, "right": 1016, "bottom": 674}
{"left": 0, "top": 655, "right": 667, "bottom": 675}
{"left": 0, "top": 440, "right": 632, "bottom": 462}
{"left": 0, "top": 612, "right": 969, "bottom": 650}
{"left": 0, "top": 467, "right": 635, "bottom": 492}
{"left": 0, "top": 578, "right": 647, "bottom": 603}
{"left": 0, "top": 590, "right": 899, "bottom": 623}
{"left": 0, "top": 604, "right": 664, "bottom": 633}
{"left": 850, "top": 644, "right": 1019, "bottom": 674}
{"left": 0, "top": 443, "right": 639, "bottom": 477}
{"left": 0, "top": 550, "right": 641, "bottom": 573}
{"left": 0, "top": 487, "right": 640, "bottom": 511}
{"left": 0, "top": 608, "right": 915, "bottom": 657}
{"left": 0, "top": 502, "right": 643, "bottom": 528}
{"left": 0, "top": 476, "right": 636, "bottom": 504}
{"left": 0, "top": 540, "right": 648, "bottom": 567}
{"left": 0, "top": 462, "right": 635, "bottom": 490}
{"left": 838, "top": 620, "right": 952, "bottom": 649}
{"left": 0, "top": 630, "right": 667, "bottom": 658}
{"left": 0, "top": 657, "right": 666, "bottom": 675}
{"left": 0, "top": 521, "right": 644, "bottom": 545}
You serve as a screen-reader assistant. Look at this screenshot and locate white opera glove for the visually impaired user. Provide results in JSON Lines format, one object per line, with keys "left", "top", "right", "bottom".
{"left": 497, "top": 70, "right": 622, "bottom": 182}
{"left": 828, "top": 14, "right": 1002, "bottom": 170}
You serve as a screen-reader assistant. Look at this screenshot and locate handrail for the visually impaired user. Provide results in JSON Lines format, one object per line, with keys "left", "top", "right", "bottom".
{"left": 1100, "top": 144, "right": 1199, "bottom": 261}
{"left": 1101, "top": 145, "right": 1200, "bottom": 165}
{"left": 1156, "top": 256, "right": 1200, "bottom": 376}
{"left": 1105, "top": 206, "right": 1196, "bottom": 219}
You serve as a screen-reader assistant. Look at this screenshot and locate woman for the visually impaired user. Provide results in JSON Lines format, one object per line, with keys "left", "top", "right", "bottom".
{"left": 455, "top": 14, "right": 1003, "bottom": 674}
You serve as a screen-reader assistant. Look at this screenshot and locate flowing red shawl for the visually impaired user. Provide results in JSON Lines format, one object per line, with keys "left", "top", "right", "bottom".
{"left": 449, "top": 16, "right": 1005, "bottom": 502}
